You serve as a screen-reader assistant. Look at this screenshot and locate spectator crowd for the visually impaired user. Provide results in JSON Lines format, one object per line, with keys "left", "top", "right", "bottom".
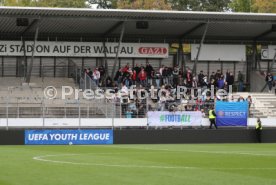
{"left": 83, "top": 63, "right": 254, "bottom": 118}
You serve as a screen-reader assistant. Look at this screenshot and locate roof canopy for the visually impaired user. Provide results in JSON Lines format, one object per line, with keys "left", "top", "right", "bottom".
{"left": 0, "top": 6, "right": 275, "bottom": 44}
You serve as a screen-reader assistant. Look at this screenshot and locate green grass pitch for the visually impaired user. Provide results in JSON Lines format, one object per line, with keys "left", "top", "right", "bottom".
{"left": 0, "top": 144, "right": 276, "bottom": 185}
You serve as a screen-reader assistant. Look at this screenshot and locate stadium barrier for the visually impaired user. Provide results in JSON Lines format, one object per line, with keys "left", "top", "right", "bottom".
{"left": 0, "top": 118, "right": 276, "bottom": 128}
{"left": 0, "top": 118, "right": 147, "bottom": 127}
{"left": 1, "top": 129, "right": 276, "bottom": 145}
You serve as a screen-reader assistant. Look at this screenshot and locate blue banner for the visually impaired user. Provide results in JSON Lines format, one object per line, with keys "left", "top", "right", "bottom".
{"left": 215, "top": 101, "right": 248, "bottom": 126}
{"left": 25, "top": 130, "right": 113, "bottom": 145}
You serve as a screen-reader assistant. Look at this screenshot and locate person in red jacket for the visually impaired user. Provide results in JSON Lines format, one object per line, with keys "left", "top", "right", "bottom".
{"left": 139, "top": 69, "right": 147, "bottom": 87}
{"left": 132, "top": 70, "right": 137, "bottom": 85}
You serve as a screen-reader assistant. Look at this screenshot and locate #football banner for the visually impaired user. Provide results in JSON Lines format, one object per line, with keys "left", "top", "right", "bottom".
{"left": 215, "top": 101, "right": 248, "bottom": 127}
{"left": 147, "top": 111, "right": 203, "bottom": 126}
{"left": 25, "top": 130, "right": 113, "bottom": 145}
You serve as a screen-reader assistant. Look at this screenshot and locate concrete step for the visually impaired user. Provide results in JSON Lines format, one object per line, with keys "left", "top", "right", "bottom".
{"left": 252, "top": 95, "right": 276, "bottom": 97}
{"left": 259, "top": 100, "right": 276, "bottom": 102}
{"left": 254, "top": 98, "right": 276, "bottom": 100}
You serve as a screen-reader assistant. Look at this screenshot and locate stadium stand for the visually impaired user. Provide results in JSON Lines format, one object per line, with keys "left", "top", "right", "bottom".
{"left": 0, "top": 7, "right": 275, "bottom": 129}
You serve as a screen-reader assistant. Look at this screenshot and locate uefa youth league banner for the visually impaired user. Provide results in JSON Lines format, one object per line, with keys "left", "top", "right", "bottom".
{"left": 147, "top": 111, "right": 203, "bottom": 126}
{"left": 215, "top": 101, "right": 248, "bottom": 126}
{"left": 25, "top": 130, "right": 113, "bottom": 145}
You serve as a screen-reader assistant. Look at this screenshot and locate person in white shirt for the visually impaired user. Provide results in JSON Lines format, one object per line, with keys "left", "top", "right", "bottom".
{"left": 121, "top": 83, "right": 129, "bottom": 94}
{"left": 93, "top": 68, "right": 100, "bottom": 86}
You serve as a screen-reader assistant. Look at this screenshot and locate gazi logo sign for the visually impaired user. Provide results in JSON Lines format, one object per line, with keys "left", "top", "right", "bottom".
{"left": 138, "top": 47, "right": 168, "bottom": 55}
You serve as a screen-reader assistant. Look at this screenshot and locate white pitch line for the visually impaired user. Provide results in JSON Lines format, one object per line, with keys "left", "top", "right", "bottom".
{"left": 33, "top": 154, "right": 196, "bottom": 169}
{"left": 32, "top": 154, "right": 276, "bottom": 170}
{"left": 106, "top": 146, "right": 276, "bottom": 157}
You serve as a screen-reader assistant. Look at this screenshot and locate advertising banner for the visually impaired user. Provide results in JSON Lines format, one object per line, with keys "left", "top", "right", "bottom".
{"left": 25, "top": 130, "right": 113, "bottom": 145}
{"left": 215, "top": 101, "right": 248, "bottom": 126}
{"left": 147, "top": 111, "right": 203, "bottom": 126}
{"left": 0, "top": 41, "right": 169, "bottom": 58}
{"left": 191, "top": 44, "right": 246, "bottom": 61}
{"left": 261, "top": 45, "right": 276, "bottom": 60}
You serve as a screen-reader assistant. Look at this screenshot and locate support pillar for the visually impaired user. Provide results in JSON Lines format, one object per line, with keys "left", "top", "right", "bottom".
{"left": 111, "top": 22, "right": 125, "bottom": 78}
{"left": 192, "top": 23, "right": 209, "bottom": 75}
{"left": 26, "top": 21, "right": 40, "bottom": 83}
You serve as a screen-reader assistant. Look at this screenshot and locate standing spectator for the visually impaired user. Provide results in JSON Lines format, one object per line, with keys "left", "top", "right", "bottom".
{"left": 122, "top": 64, "right": 129, "bottom": 73}
{"left": 238, "top": 96, "right": 245, "bottom": 102}
{"left": 209, "top": 78, "right": 216, "bottom": 88}
{"left": 122, "top": 68, "right": 131, "bottom": 88}
{"left": 186, "top": 69, "right": 193, "bottom": 88}
{"left": 238, "top": 71, "right": 244, "bottom": 92}
{"left": 173, "top": 66, "right": 180, "bottom": 87}
{"left": 158, "top": 92, "right": 167, "bottom": 111}
{"left": 215, "top": 70, "right": 221, "bottom": 82}
{"left": 105, "top": 76, "right": 113, "bottom": 87}
{"left": 159, "top": 65, "right": 164, "bottom": 84}
{"left": 145, "top": 62, "right": 154, "bottom": 86}
{"left": 210, "top": 72, "right": 216, "bottom": 82}
{"left": 125, "top": 109, "right": 133, "bottom": 118}
{"left": 136, "top": 98, "right": 146, "bottom": 118}
{"left": 192, "top": 77, "right": 198, "bottom": 88}
{"left": 132, "top": 70, "right": 137, "bottom": 85}
{"left": 162, "top": 67, "right": 169, "bottom": 85}
{"left": 167, "top": 67, "right": 173, "bottom": 84}
{"left": 138, "top": 68, "right": 147, "bottom": 87}
{"left": 198, "top": 70, "right": 204, "bottom": 87}
{"left": 210, "top": 72, "right": 215, "bottom": 83}
{"left": 121, "top": 83, "right": 129, "bottom": 116}
{"left": 140, "top": 64, "right": 145, "bottom": 71}
{"left": 150, "top": 70, "right": 155, "bottom": 86}
{"left": 128, "top": 99, "right": 137, "bottom": 114}
{"left": 155, "top": 71, "right": 161, "bottom": 89}
{"left": 159, "top": 65, "right": 164, "bottom": 75}
{"left": 114, "top": 68, "right": 123, "bottom": 86}
{"left": 217, "top": 75, "right": 225, "bottom": 89}
{"left": 126, "top": 73, "right": 131, "bottom": 87}
{"left": 265, "top": 72, "right": 273, "bottom": 93}
{"left": 87, "top": 68, "right": 92, "bottom": 77}
{"left": 98, "top": 65, "right": 105, "bottom": 85}
{"left": 196, "top": 98, "right": 203, "bottom": 111}
{"left": 128, "top": 68, "right": 134, "bottom": 86}
{"left": 202, "top": 75, "right": 208, "bottom": 91}
{"left": 246, "top": 95, "right": 253, "bottom": 116}
{"left": 225, "top": 69, "right": 230, "bottom": 83}
{"left": 133, "top": 64, "right": 141, "bottom": 75}
{"left": 92, "top": 68, "right": 100, "bottom": 86}
{"left": 246, "top": 95, "right": 252, "bottom": 107}
{"left": 226, "top": 72, "right": 234, "bottom": 86}
{"left": 133, "top": 64, "right": 141, "bottom": 84}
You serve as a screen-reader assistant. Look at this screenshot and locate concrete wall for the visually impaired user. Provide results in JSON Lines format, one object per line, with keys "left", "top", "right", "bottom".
{"left": 1, "top": 129, "right": 276, "bottom": 145}
{"left": 1, "top": 118, "right": 276, "bottom": 128}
